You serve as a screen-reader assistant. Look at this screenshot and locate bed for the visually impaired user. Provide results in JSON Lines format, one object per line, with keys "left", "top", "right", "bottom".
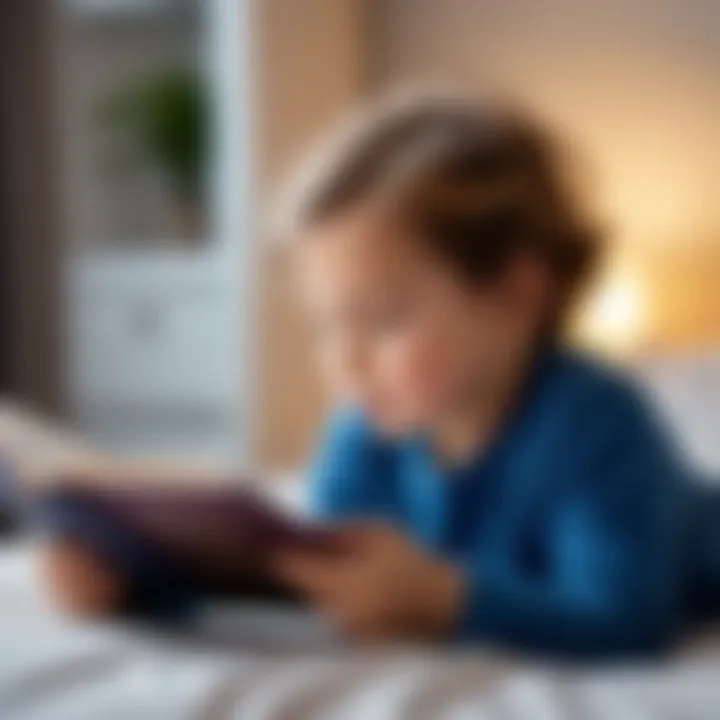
{"left": 0, "top": 352, "right": 719, "bottom": 719}
{"left": 1, "top": 540, "right": 719, "bottom": 719}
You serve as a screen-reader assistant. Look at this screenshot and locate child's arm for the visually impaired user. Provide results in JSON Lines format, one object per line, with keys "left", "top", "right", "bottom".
{"left": 284, "top": 441, "right": 685, "bottom": 656}
{"left": 289, "top": 395, "right": 688, "bottom": 658}
{"left": 309, "top": 409, "right": 389, "bottom": 520}
{"left": 457, "top": 468, "right": 684, "bottom": 657}
{"left": 454, "top": 390, "right": 688, "bottom": 658}
{"left": 41, "top": 540, "right": 129, "bottom": 617}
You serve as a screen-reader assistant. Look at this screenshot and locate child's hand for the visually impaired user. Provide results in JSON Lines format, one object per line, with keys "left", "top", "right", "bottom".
{"left": 276, "top": 524, "right": 464, "bottom": 641}
{"left": 41, "top": 541, "right": 127, "bottom": 617}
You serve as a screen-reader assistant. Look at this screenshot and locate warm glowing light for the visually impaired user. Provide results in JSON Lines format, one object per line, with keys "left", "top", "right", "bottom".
{"left": 577, "top": 269, "right": 647, "bottom": 353}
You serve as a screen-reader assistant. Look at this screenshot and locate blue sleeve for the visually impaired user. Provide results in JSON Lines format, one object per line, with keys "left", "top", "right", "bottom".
{"left": 456, "top": 384, "right": 688, "bottom": 658}
{"left": 309, "top": 409, "right": 387, "bottom": 521}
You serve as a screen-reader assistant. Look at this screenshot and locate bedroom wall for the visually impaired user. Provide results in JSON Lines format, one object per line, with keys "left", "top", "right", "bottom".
{"left": 371, "top": 0, "right": 720, "bottom": 352}
{"left": 255, "top": 0, "right": 366, "bottom": 468}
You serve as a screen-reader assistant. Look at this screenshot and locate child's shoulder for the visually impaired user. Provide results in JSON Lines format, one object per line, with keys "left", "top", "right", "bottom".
{"left": 322, "top": 406, "right": 383, "bottom": 445}
{"left": 310, "top": 408, "right": 400, "bottom": 517}
{"left": 541, "top": 349, "right": 688, "bottom": 501}
{"left": 547, "top": 348, "right": 650, "bottom": 415}
{"left": 541, "top": 347, "right": 672, "bottom": 458}
{"left": 317, "top": 406, "right": 398, "bottom": 466}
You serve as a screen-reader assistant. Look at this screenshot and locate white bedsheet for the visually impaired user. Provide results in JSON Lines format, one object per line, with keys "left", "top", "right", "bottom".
{"left": 2, "top": 543, "right": 720, "bottom": 720}
{"left": 2, "top": 363, "right": 720, "bottom": 719}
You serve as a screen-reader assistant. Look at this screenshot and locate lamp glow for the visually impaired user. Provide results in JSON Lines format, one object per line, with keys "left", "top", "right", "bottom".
{"left": 578, "top": 270, "right": 647, "bottom": 353}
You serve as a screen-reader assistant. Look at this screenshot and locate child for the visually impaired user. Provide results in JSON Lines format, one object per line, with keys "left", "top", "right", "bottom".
{"left": 270, "top": 93, "right": 719, "bottom": 657}
{"left": 44, "top": 94, "right": 719, "bottom": 658}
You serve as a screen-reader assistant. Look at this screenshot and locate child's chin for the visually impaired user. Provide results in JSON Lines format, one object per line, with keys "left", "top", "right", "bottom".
{"left": 366, "top": 410, "right": 425, "bottom": 437}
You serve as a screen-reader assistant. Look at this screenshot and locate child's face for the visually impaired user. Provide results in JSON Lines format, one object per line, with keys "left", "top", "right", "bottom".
{"left": 295, "top": 206, "right": 546, "bottom": 434}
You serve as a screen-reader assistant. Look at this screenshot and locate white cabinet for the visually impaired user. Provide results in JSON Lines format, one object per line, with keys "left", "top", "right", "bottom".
{"left": 66, "top": 252, "right": 244, "bottom": 462}
{"left": 59, "top": 0, "right": 255, "bottom": 466}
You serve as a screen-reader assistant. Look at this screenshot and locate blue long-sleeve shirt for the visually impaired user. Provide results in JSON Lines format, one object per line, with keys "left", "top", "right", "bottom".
{"left": 310, "top": 348, "right": 718, "bottom": 658}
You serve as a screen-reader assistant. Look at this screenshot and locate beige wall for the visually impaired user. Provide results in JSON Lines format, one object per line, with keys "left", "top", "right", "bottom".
{"left": 635, "top": 245, "right": 720, "bottom": 351}
{"left": 372, "top": 0, "right": 720, "bottom": 247}
{"left": 371, "top": 0, "right": 720, "bottom": 350}
{"left": 255, "top": 0, "right": 367, "bottom": 468}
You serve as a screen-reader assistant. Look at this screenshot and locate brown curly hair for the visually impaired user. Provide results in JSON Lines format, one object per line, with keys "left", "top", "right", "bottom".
{"left": 279, "top": 93, "right": 601, "bottom": 332}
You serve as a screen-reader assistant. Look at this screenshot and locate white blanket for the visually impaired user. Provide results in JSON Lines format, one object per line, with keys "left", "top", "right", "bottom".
{"left": 1, "top": 543, "right": 720, "bottom": 720}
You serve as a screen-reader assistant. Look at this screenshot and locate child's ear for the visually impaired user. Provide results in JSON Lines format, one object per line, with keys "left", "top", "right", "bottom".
{"left": 501, "top": 252, "right": 554, "bottom": 324}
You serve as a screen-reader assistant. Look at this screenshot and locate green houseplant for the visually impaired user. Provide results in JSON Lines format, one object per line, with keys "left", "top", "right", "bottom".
{"left": 101, "top": 68, "right": 207, "bottom": 241}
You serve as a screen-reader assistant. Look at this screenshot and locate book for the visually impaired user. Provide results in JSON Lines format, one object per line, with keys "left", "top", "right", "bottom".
{"left": 33, "top": 480, "right": 332, "bottom": 619}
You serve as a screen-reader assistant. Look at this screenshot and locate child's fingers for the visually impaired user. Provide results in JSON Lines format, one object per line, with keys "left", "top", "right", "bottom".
{"left": 326, "top": 521, "right": 404, "bottom": 554}
{"left": 318, "top": 520, "right": 392, "bottom": 547}
{"left": 41, "top": 541, "right": 126, "bottom": 616}
{"left": 274, "top": 550, "right": 345, "bottom": 596}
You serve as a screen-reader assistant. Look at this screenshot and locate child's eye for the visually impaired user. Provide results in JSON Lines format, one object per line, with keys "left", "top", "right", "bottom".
{"left": 309, "top": 304, "right": 413, "bottom": 344}
{"left": 366, "top": 306, "right": 412, "bottom": 333}
{"left": 309, "top": 318, "right": 342, "bottom": 343}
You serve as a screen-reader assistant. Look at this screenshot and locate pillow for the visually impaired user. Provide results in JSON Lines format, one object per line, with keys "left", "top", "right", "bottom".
{"left": 635, "top": 351, "right": 720, "bottom": 477}
{"left": 0, "top": 401, "right": 90, "bottom": 483}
